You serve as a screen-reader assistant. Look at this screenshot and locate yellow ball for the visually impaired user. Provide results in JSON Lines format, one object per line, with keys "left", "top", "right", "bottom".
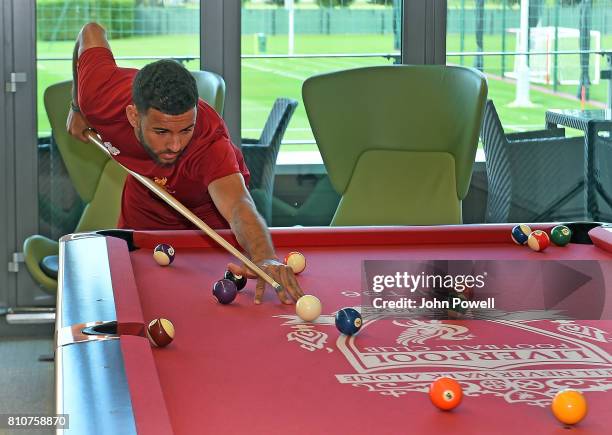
{"left": 551, "top": 389, "right": 587, "bottom": 425}
{"left": 295, "top": 295, "right": 322, "bottom": 322}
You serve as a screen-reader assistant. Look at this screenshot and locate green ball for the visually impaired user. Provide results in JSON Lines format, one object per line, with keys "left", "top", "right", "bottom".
{"left": 550, "top": 225, "right": 572, "bottom": 246}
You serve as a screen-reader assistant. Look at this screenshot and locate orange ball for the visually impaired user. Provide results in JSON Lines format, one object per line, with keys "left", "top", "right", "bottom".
{"left": 429, "top": 377, "right": 463, "bottom": 411}
{"left": 551, "top": 389, "right": 587, "bottom": 426}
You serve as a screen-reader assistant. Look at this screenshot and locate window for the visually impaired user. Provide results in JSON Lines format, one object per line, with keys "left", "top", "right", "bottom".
{"left": 447, "top": 0, "right": 611, "bottom": 133}
{"left": 241, "top": 0, "right": 402, "bottom": 147}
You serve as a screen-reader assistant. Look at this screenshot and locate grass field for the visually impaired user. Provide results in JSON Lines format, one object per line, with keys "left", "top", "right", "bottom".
{"left": 37, "top": 32, "right": 608, "bottom": 149}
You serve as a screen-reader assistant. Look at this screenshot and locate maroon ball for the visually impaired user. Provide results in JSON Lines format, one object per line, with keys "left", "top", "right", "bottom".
{"left": 146, "top": 318, "right": 175, "bottom": 347}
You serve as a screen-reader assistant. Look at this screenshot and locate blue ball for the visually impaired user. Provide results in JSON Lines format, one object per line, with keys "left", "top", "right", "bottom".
{"left": 335, "top": 308, "right": 362, "bottom": 336}
{"left": 153, "top": 243, "right": 175, "bottom": 266}
{"left": 511, "top": 224, "right": 532, "bottom": 245}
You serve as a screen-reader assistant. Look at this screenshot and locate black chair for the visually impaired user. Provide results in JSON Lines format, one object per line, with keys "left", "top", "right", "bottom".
{"left": 481, "top": 100, "right": 586, "bottom": 223}
{"left": 242, "top": 98, "right": 298, "bottom": 224}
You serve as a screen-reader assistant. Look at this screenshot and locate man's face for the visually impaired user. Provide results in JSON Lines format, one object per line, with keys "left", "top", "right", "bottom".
{"left": 128, "top": 106, "right": 197, "bottom": 166}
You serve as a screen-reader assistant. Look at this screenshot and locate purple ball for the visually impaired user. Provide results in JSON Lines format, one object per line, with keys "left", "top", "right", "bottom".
{"left": 153, "top": 243, "right": 175, "bottom": 266}
{"left": 212, "top": 279, "right": 237, "bottom": 305}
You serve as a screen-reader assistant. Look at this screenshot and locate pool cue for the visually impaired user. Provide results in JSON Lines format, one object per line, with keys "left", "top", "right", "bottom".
{"left": 85, "top": 130, "right": 283, "bottom": 293}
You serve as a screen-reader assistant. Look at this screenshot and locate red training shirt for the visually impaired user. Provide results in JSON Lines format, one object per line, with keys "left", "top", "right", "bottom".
{"left": 77, "top": 47, "right": 250, "bottom": 230}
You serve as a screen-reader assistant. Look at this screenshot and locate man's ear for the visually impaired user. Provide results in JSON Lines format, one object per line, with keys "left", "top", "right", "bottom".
{"left": 126, "top": 104, "right": 140, "bottom": 128}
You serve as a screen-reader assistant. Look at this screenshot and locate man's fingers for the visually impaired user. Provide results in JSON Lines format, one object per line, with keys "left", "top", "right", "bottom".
{"left": 286, "top": 272, "right": 305, "bottom": 300}
{"left": 67, "top": 125, "right": 88, "bottom": 143}
{"left": 66, "top": 111, "right": 92, "bottom": 143}
{"left": 277, "top": 265, "right": 304, "bottom": 302}
{"left": 246, "top": 260, "right": 304, "bottom": 305}
{"left": 274, "top": 284, "right": 292, "bottom": 305}
{"left": 254, "top": 278, "right": 265, "bottom": 305}
{"left": 227, "top": 262, "right": 252, "bottom": 278}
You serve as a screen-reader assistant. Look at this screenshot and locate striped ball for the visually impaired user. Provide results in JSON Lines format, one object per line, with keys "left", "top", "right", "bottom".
{"left": 527, "top": 230, "right": 550, "bottom": 252}
{"left": 511, "top": 224, "right": 532, "bottom": 245}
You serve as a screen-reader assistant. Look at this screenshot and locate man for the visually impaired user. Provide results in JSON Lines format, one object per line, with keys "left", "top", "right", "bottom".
{"left": 67, "top": 22, "right": 303, "bottom": 305}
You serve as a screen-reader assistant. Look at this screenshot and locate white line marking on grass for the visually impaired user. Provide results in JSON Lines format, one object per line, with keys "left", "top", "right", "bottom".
{"left": 242, "top": 128, "right": 309, "bottom": 134}
{"left": 243, "top": 107, "right": 273, "bottom": 113}
{"left": 281, "top": 60, "right": 355, "bottom": 76}
{"left": 242, "top": 61, "right": 308, "bottom": 81}
{"left": 505, "top": 124, "right": 547, "bottom": 132}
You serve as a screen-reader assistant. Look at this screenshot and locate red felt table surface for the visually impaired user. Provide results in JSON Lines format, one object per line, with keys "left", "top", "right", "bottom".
{"left": 107, "top": 227, "right": 612, "bottom": 434}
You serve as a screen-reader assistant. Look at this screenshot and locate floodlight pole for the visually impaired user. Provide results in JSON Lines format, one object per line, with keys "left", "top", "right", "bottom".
{"left": 286, "top": 0, "right": 295, "bottom": 56}
{"left": 511, "top": 0, "right": 533, "bottom": 107}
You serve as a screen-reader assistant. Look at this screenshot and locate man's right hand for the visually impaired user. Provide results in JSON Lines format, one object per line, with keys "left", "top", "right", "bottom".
{"left": 66, "top": 108, "right": 90, "bottom": 143}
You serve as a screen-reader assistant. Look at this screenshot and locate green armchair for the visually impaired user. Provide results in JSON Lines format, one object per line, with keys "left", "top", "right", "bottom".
{"left": 302, "top": 65, "right": 488, "bottom": 226}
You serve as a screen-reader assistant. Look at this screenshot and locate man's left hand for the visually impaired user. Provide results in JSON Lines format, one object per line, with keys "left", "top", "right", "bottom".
{"left": 227, "top": 260, "right": 305, "bottom": 305}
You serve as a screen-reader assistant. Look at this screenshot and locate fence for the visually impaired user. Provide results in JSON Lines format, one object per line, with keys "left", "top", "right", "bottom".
{"left": 37, "top": 4, "right": 611, "bottom": 40}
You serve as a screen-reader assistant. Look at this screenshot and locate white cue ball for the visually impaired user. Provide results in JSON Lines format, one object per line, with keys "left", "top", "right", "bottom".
{"left": 296, "top": 295, "right": 322, "bottom": 322}
{"left": 285, "top": 251, "right": 306, "bottom": 274}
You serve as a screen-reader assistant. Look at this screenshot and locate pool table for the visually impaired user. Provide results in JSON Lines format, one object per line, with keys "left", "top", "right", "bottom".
{"left": 55, "top": 224, "right": 612, "bottom": 434}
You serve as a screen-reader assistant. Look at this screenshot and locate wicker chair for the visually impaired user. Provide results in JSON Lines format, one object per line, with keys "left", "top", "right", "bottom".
{"left": 481, "top": 100, "right": 586, "bottom": 223}
{"left": 242, "top": 98, "right": 298, "bottom": 224}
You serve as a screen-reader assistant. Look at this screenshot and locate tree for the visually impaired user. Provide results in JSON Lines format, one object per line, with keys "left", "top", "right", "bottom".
{"left": 526, "top": 0, "right": 543, "bottom": 69}
{"left": 266, "top": 0, "right": 301, "bottom": 5}
{"left": 474, "top": 0, "right": 484, "bottom": 71}
{"left": 528, "top": 0, "right": 543, "bottom": 29}
{"left": 315, "top": 0, "right": 355, "bottom": 7}
{"left": 555, "top": 0, "right": 591, "bottom": 98}
{"left": 578, "top": 0, "right": 592, "bottom": 99}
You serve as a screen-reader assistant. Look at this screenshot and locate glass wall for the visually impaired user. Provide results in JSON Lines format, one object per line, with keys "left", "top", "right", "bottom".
{"left": 240, "top": 0, "right": 402, "bottom": 227}
{"left": 241, "top": 0, "right": 402, "bottom": 148}
{"left": 37, "top": 0, "right": 201, "bottom": 135}
{"left": 447, "top": 0, "right": 611, "bottom": 224}
{"left": 447, "top": 0, "right": 611, "bottom": 133}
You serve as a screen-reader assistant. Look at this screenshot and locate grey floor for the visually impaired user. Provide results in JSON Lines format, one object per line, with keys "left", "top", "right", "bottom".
{"left": 0, "top": 337, "right": 54, "bottom": 435}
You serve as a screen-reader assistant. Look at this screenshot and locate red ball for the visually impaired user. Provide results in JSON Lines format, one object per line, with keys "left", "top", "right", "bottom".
{"left": 527, "top": 230, "right": 550, "bottom": 252}
{"left": 146, "top": 318, "right": 175, "bottom": 347}
{"left": 429, "top": 377, "right": 463, "bottom": 411}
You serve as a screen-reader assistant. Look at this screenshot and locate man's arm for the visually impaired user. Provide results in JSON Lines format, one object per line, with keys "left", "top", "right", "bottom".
{"left": 209, "top": 173, "right": 304, "bottom": 304}
{"left": 67, "top": 22, "right": 111, "bottom": 142}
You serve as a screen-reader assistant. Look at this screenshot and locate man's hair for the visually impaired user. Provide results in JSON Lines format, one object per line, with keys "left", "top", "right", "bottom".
{"left": 132, "top": 59, "right": 198, "bottom": 115}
